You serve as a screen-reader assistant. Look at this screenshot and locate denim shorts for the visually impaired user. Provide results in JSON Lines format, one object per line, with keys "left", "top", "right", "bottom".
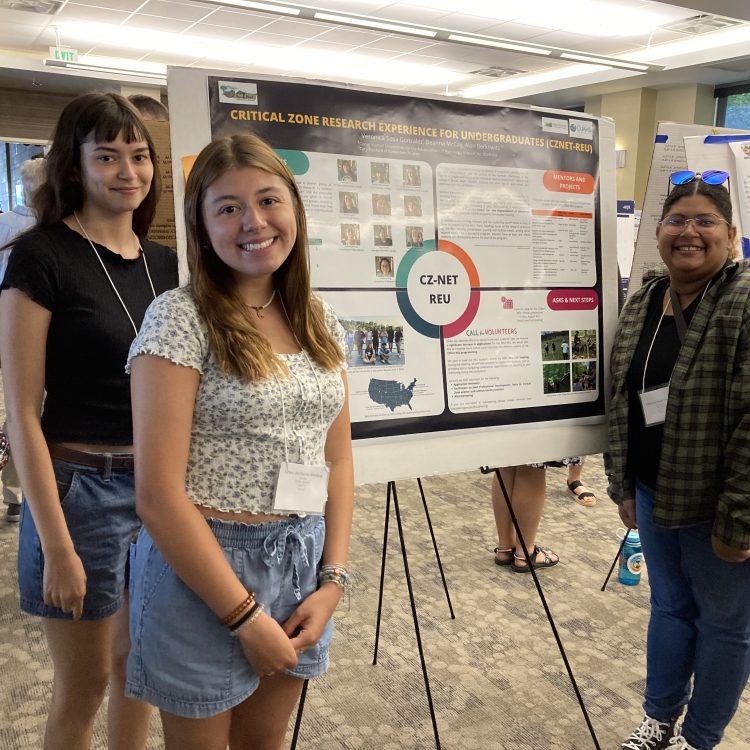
{"left": 17, "top": 458, "right": 139, "bottom": 620}
{"left": 126, "top": 514, "right": 331, "bottom": 718}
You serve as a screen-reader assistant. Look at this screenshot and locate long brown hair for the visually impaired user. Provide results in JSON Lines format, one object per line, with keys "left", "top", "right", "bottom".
{"left": 33, "top": 92, "right": 160, "bottom": 237}
{"left": 184, "top": 134, "right": 343, "bottom": 381}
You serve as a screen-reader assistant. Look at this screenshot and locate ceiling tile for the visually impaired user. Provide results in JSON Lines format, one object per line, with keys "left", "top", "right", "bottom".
{"left": 311, "top": 26, "right": 387, "bottom": 45}
{"left": 138, "top": 0, "right": 213, "bottom": 22}
{"left": 236, "top": 30, "right": 305, "bottom": 47}
{"left": 123, "top": 14, "right": 196, "bottom": 32}
{"left": 292, "top": 39, "right": 358, "bottom": 53}
{"left": 361, "top": 34, "right": 435, "bottom": 52}
{"left": 0, "top": 7, "right": 52, "bottom": 27}
{"left": 189, "top": 22, "right": 249, "bottom": 40}
{"left": 0, "top": 20, "right": 47, "bottom": 46}
{"left": 79, "top": 44, "right": 159, "bottom": 58}
{"left": 258, "top": 18, "right": 326, "bottom": 38}
{"left": 54, "top": 3, "right": 131, "bottom": 24}
{"left": 192, "top": 8, "right": 271, "bottom": 31}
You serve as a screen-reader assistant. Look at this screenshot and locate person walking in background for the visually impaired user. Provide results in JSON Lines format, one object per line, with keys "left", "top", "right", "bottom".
{"left": 0, "top": 93, "right": 177, "bottom": 749}
{"left": 0, "top": 156, "right": 46, "bottom": 523}
{"left": 606, "top": 171, "right": 750, "bottom": 750}
{"left": 125, "top": 133, "right": 353, "bottom": 749}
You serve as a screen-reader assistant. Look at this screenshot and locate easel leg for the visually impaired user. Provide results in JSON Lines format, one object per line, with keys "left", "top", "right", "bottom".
{"left": 373, "top": 481, "right": 392, "bottom": 665}
{"left": 416, "top": 478, "right": 455, "bottom": 619}
{"left": 489, "top": 467, "right": 601, "bottom": 750}
{"left": 289, "top": 679, "right": 309, "bottom": 750}
{"left": 392, "top": 482, "right": 442, "bottom": 750}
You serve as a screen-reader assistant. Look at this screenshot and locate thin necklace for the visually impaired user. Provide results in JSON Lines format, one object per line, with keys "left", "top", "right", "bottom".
{"left": 248, "top": 288, "right": 276, "bottom": 318}
{"left": 74, "top": 212, "right": 157, "bottom": 337}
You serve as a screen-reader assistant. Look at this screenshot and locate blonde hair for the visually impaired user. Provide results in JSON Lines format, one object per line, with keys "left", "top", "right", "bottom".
{"left": 185, "top": 134, "right": 343, "bottom": 381}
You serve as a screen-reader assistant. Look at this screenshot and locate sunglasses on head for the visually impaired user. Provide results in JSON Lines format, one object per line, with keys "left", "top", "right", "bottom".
{"left": 669, "top": 170, "right": 730, "bottom": 186}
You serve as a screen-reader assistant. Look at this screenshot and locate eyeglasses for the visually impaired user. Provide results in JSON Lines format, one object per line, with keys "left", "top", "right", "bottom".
{"left": 658, "top": 213, "right": 730, "bottom": 235}
{"left": 669, "top": 170, "right": 730, "bottom": 186}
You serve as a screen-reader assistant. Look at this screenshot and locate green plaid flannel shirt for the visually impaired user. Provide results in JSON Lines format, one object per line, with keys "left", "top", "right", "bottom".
{"left": 605, "top": 260, "right": 750, "bottom": 549}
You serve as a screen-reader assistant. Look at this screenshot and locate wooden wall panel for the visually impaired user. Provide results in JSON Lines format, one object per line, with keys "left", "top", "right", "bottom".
{"left": 0, "top": 88, "right": 76, "bottom": 143}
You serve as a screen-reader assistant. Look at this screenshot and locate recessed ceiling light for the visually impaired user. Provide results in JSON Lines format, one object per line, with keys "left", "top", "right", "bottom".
{"left": 559, "top": 53, "right": 649, "bottom": 71}
{"left": 202, "top": 0, "right": 299, "bottom": 14}
{"left": 313, "top": 12, "right": 437, "bottom": 38}
{"left": 448, "top": 34, "right": 552, "bottom": 56}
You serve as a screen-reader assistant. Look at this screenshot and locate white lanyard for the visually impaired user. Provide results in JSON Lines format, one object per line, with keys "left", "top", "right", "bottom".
{"left": 75, "top": 214, "right": 157, "bottom": 337}
{"left": 270, "top": 296, "right": 331, "bottom": 515}
{"left": 273, "top": 351, "right": 326, "bottom": 464}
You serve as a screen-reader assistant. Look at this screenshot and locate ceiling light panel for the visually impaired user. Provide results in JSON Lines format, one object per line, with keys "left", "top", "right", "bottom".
{"left": 312, "top": 12, "right": 437, "bottom": 37}
{"left": 406, "top": 0, "right": 675, "bottom": 37}
{"left": 213, "top": 0, "right": 300, "bottom": 14}
{"left": 56, "top": 20, "right": 460, "bottom": 86}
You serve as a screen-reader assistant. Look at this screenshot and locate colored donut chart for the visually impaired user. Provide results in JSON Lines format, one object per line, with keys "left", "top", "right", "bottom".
{"left": 396, "top": 238, "right": 480, "bottom": 339}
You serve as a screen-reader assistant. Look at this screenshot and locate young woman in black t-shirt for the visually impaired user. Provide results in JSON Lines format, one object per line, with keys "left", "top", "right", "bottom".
{"left": 0, "top": 93, "right": 177, "bottom": 749}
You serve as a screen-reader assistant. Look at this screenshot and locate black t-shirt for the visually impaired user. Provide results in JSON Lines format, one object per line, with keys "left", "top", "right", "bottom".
{"left": 625, "top": 279, "right": 701, "bottom": 490}
{"left": 1, "top": 222, "right": 178, "bottom": 444}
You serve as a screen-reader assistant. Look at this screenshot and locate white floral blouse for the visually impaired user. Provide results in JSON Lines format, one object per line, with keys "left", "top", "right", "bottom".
{"left": 127, "top": 285, "right": 346, "bottom": 515}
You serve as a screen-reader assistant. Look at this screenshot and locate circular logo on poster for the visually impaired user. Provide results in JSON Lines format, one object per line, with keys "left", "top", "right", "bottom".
{"left": 395, "top": 239, "right": 480, "bottom": 339}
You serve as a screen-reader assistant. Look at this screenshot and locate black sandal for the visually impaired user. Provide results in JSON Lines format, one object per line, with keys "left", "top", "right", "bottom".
{"left": 494, "top": 547, "right": 515, "bottom": 566}
{"left": 511, "top": 545, "right": 560, "bottom": 573}
{"left": 567, "top": 479, "right": 597, "bottom": 507}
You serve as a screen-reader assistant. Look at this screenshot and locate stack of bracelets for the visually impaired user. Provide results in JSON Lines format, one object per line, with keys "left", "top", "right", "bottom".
{"left": 318, "top": 564, "right": 354, "bottom": 596}
{"left": 221, "top": 592, "right": 265, "bottom": 637}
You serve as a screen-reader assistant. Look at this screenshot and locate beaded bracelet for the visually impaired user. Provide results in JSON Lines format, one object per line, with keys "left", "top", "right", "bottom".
{"left": 229, "top": 602, "right": 265, "bottom": 637}
{"left": 318, "top": 564, "right": 354, "bottom": 595}
{"left": 220, "top": 593, "right": 255, "bottom": 627}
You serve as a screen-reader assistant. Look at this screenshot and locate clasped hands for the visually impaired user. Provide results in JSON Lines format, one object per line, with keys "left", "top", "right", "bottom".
{"left": 237, "top": 584, "right": 342, "bottom": 677}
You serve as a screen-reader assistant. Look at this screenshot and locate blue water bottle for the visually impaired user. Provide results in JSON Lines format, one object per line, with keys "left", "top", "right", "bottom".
{"left": 618, "top": 530, "right": 643, "bottom": 586}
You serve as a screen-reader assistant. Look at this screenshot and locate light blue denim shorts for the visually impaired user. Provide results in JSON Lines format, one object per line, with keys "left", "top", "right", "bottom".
{"left": 125, "top": 514, "right": 331, "bottom": 718}
{"left": 17, "top": 458, "right": 139, "bottom": 620}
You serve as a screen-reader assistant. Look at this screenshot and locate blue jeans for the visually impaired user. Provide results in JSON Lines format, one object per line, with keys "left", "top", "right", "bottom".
{"left": 636, "top": 484, "right": 750, "bottom": 749}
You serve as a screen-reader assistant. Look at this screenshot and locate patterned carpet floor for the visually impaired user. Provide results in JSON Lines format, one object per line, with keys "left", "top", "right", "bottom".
{"left": 1, "top": 455, "right": 749, "bottom": 749}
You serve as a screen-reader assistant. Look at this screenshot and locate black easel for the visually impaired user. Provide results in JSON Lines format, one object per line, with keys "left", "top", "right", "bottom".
{"left": 481, "top": 466, "right": 601, "bottom": 750}
{"left": 372, "top": 480, "right": 446, "bottom": 750}
{"left": 291, "top": 477, "right": 451, "bottom": 749}
{"left": 289, "top": 679, "right": 308, "bottom": 750}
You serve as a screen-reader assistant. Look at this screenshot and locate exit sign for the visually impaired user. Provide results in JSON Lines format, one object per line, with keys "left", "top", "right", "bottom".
{"left": 48, "top": 46, "right": 78, "bottom": 62}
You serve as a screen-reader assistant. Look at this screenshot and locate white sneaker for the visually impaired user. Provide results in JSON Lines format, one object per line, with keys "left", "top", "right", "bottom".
{"left": 621, "top": 715, "right": 679, "bottom": 750}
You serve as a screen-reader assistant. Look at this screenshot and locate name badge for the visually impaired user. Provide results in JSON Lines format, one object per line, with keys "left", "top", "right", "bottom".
{"left": 273, "top": 462, "right": 329, "bottom": 515}
{"left": 638, "top": 383, "right": 669, "bottom": 427}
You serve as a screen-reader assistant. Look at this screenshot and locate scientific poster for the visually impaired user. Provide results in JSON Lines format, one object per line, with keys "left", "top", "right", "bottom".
{"left": 207, "top": 77, "right": 605, "bottom": 441}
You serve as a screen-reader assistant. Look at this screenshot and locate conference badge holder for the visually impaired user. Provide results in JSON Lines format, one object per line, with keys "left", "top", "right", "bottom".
{"left": 638, "top": 383, "right": 668, "bottom": 427}
{"left": 273, "top": 462, "right": 329, "bottom": 515}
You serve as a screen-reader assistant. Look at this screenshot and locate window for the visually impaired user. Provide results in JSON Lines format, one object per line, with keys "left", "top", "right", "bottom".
{"left": 715, "top": 82, "right": 750, "bottom": 129}
{"left": 0, "top": 142, "right": 45, "bottom": 212}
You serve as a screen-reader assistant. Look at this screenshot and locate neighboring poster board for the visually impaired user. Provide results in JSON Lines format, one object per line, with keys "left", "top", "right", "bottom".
{"left": 684, "top": 134, "right": 750, "bottom": 259}
{"left": 616, "top": 199, "right": 636, "bottom": 283}
{"left": 629, "top": 122, "right": 749, "bottom": 296}
{"left": 143, "top": 119, "right": 176, "bottom": 252}
{"left": 167, "top": 67, "right": 618, "bottom": 484}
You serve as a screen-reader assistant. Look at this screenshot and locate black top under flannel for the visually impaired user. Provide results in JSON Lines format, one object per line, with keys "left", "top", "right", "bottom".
{"left": 605, "top": 260, "right": 750, "bottom": 549}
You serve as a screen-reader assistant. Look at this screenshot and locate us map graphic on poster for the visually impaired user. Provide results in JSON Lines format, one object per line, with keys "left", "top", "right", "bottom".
{"left": 208, "top": 78, "right": 604, "bottom": 440}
